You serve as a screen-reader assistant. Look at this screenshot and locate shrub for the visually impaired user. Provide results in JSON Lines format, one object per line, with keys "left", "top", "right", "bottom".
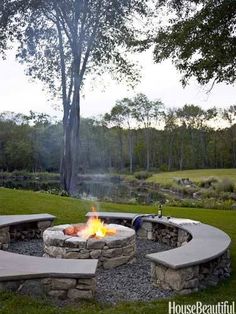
{"left": 134, "top": 171, "right": 152, "bottom": 180}
{"left": 159, "top": 163, "right": 168, "bottom": 172}
{"left": 198, "top": 176, "right": 218, "bottom": 188}
{"left": 214, "top": 178, "right": 235, "bottom": 193}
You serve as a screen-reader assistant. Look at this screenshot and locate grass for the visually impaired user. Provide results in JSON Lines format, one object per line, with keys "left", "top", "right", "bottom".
{"left": 0, "top": 187, "right": 235, "bottom": 314}
{"left": 146, "top": 168, "right": 236, "bottom": 185}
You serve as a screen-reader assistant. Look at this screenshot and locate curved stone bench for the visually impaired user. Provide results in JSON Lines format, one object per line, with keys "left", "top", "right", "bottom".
{"left": 0, "top": 214, "right": 98, "bottom": 301}
{"left": 87, "top": 212, "right": 231, "bottom": 295}
{"left": 0, "top": 214, "right": 55, "bottom": 249}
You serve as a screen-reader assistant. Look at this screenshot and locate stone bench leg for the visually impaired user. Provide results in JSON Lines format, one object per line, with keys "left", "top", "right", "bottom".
{"left": 0, "top": 277, "right": 96, "bottom": 301}
{"left": 0, "top": 227, "right": 10, "bottom": 249}
{"left": 151, "top": 263, "right": 199, "bottom": 295}
{"left": 150, "top": 249, "right": 231, "bottom": 295}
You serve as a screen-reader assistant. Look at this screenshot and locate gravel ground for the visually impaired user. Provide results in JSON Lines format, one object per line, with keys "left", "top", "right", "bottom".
{"left": 7, "top": 238, "right": 173, "bottom": 304}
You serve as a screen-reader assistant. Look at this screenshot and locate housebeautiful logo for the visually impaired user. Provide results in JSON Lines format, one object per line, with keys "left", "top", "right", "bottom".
{"left": 169, "top": 301, "right": 235, "bottom": 314}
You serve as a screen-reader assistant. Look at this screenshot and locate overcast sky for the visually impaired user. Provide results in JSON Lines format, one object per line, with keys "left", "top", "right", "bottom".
{"left": 0, "top": 48, "right": 235, "bottom": 119}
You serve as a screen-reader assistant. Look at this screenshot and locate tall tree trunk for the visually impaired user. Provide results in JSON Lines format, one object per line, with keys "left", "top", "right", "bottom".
{"left": 146, "top": 128, "right": 150, "bottom": 171}
{"left": 168, "top": 134, "right": 174, "bottom": 171}
{"left": 128, "top": 130, "right": 133, "bottom": 173}
{"left": 69, "top": 85, "right": 81, "bottom": 195}
{"left": 61, "top": 86, "right": 81, "bottom": 196}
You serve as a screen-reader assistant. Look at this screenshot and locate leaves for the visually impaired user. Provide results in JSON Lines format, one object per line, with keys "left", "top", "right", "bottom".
{"left": 154, "top": 0, "right": 236, "bottom": 85}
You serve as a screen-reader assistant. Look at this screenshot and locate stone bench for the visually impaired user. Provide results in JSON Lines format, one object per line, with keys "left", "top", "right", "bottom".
{"left": 0, "top": 214, "right": 56, "bottom": 249}
{"left": 0, "top": 214, "right": 98, "bottom": 301}
{"left": 87, "top": 212, "right": 231, "bottom": 295}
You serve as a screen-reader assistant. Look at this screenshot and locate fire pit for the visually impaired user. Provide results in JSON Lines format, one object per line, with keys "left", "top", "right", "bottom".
{"left": 43, "top": 209, "right": 136, "bottom": 269}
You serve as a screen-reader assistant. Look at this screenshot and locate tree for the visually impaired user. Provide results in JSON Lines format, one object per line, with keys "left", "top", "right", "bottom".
{"left": 163, "top": 108, "right": 178, "bottom": 171}
{"left": 222, "top": 106, "right": 236, "bottom": 167}
{"left": 0, "top": 0, "right": 154, "bottom": 195}
{"left": 131, "top": 93, "right": 164, "bottom": 170}
{"left": 104, "top": 98, "right": 134, "bottom": 172}
{"left": 153, "top": 0, "right": 236, "bottom": 87}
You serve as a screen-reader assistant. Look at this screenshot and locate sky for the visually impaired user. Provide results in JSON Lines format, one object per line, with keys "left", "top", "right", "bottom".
{"left": 0, "top": 48, "right": 235, "bottom": 119}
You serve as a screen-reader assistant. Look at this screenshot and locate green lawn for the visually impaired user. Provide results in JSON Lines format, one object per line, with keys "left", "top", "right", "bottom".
{"left": 147, "top": 168, "right": 236, "bottom": 185}
{"left": 0, "top": 187, "right": 235, "bottom": 314}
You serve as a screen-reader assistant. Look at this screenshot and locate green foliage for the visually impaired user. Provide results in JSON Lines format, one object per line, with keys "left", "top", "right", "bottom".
{"left": 148, "top": 169, "right": 236, "bottom": 185}
{"left": 134, "top": 171, "right": 152, "bottom": 180}
{"left": 0, "top": 188, "right": 236, "bottom": 313}
{"left": 214, "top": 178, "right": 235, "bottom": 193}
{"left": 198, "top": 177, "right": 219, "bottom": 188}
{"left": 159, "top": 163, "right": 168, "bottom": 172}
{"left": 154, "top": 0, "right": 236, "bottom": 86}
{"left": 2, "top": 105, "right": 236, "bottom": 173}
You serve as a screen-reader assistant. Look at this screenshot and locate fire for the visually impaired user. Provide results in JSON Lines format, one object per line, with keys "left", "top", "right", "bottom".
{"left": 64, "top": 207, "right": 116, "bottom": 239}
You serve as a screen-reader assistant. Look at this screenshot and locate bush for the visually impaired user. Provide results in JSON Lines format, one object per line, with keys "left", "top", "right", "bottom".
{"left": 134, "top": 171, "right": 152, "bottom": 180}
{"left": 214, "top": 178, "right": 235, "bottom": 193}
{"left": 198, "top": 176, "right": 218, "bottom": 188}
{"left": 159, "top": 163, "right": 168, "bottom": 172}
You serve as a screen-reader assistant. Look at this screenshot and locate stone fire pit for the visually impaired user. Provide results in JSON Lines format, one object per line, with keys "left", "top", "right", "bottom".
{"left": 43, "top": 224, "right": 136, "bottom": 269}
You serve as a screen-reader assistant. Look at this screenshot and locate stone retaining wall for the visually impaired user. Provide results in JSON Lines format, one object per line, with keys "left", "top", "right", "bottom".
{"left": 0, "top": 276, "right": 96, "bottom": 300}
{"left": 99, "top": 216, "right": 231, "bottom": 295}
{"left": 43, "top": 224, "right": 136, "bottom": 269}
{"left": 0, "top": 220, "right": 53, "bottom": 249}
{"left": 151, "top": 249, "right": 231, "bottom": 295}
{"left": 100, "top": 218, "right": 192, "bottom": 247}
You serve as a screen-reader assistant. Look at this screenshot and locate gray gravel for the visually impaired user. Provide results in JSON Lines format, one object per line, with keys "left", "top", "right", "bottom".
{"left": 8, "top": 239, "right": 44, "bottom": 257}
{"left": 7, "top": 237, "right": 173, "bottom": 304}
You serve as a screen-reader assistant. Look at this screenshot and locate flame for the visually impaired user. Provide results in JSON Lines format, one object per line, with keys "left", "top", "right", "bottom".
{"left": 64, "top": 207, "right": 116, "bottom": 239}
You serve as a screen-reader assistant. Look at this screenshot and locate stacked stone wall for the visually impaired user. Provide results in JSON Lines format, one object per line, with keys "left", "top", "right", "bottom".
{"left": 0, "top": 277, "right": 95, "bottom": 300}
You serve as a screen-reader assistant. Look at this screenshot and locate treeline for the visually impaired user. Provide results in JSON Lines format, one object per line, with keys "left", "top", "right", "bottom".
{"left": 1, "top": 96, "right": 236, "bottom": 173}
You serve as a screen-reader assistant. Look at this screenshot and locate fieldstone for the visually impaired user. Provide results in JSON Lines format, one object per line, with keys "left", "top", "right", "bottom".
{"left": 150, "top": 262, "right": 156, "bottom": 279}
{"left": 76, "top": 249, "right": 90, "bottom": 258}
{"left": 160, "top": 281, "right": 172, "bottom": 290}
{"left": 77, "top": 278, "right": 96, "bottom": 287}
{"left": 199, "top": 283, "right": 206, "bottom": 290}
{"left": 43, "top": 230, "right": 69, "bottom": 246}
{"left": 102, "top": 248, "right": 123, "bottom": 258}
{"left": 165, "top": 269, "right": 184, "bottom": 291}
{"left": 47, "top": 289, "right": 67, "bottom": 299}
{"left": 1, "top": 280, "right": 21, "bottom": 291}
{"left": 42, "top": 278, "right": 76, "bottom": 290}
{"left": 123, "top": 245, "right": 135, "bottom": 256}
{"left": 147, "top": 231, "right": 153, "bottom": 240}
{"left": 67, "top": 288, "right": 93, "bottom": 300}
{"left": 1, "top": 243, "right": 9, "bottom": 250}
{"left": 64, "top": 251, "right": 81, "bottom": 259}
{"left": 105, "top": 236, "right": 132, "bottom": 248}
{"left": 0, "top": 227, "right": 9, "bottom": 234}
{"left": 137, "top": 229, "right": 147, "bottom": 239}
{"left": 38, "top": 220, "right": 53, "bottom": 229}
{"left": 65, "top": 237, "right": 86, "bottom": 248}
{"left": 208, "top": 278, "right": 219, "bottom": 286}
{"left": 44, "top": 245, "right": 66, "bottom": 258}
{"left": 49, "top": 224, "right": 71, "bottom": 231}
{"left": 155, "top": 264, "right": 166, "bottom": 282}
{"left": 181, "top": 266, "right": 199, "bottom": 281}
{"left": 103, "top": 256, "right": 131, "bottom": 269}
{"left": 90, "top": 249, "right": 102, "bottom": 258}
{"left": 0, "top": 233, "right": 10, "bottom": 243}
{"left": 184, "top": 278, "right": 199, "bottom": 289}
{"left": 87, "top": 239, "right": 105, "bottom": 249}
{"left": 76, "top": 284, "right": 95, "bottom": 291}
{"left": 178, "top": 289, "right": 192, "bottom": 295}
{"left": 142, "top": 222, "right": 153, "bottom": 232}
{"left": 18, "top": 280, "right": 44, "bottom": 296}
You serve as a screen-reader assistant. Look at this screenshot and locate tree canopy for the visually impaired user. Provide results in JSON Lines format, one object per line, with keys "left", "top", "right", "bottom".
{"left": 154, "top": 0, "right": 236, "bottom": 86}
